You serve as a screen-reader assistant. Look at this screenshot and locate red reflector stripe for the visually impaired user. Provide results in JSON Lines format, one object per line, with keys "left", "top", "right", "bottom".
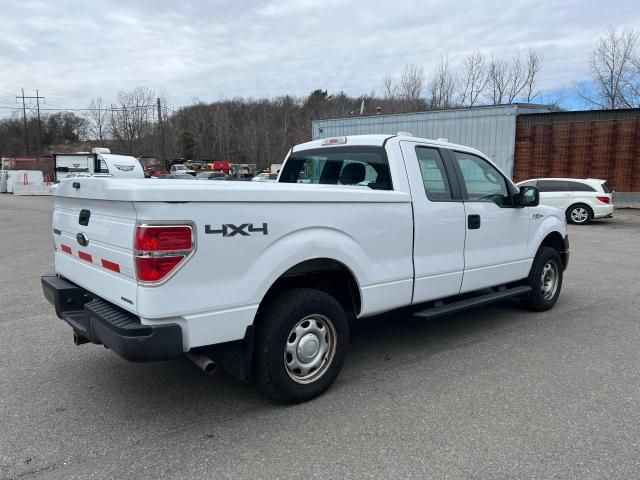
{"left": 61, "top": 244, "right": 72, "bottom": 254}
{"left": 101, "top": 259, "right": 121, "bottom": 273}
{"left": 78, "top": 251, "right": 93, "bottom": 262}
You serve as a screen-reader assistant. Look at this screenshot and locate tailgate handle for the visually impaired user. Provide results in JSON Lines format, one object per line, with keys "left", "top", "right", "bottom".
{"left": 79, "top": 209, "right": 91, "bottom": 226}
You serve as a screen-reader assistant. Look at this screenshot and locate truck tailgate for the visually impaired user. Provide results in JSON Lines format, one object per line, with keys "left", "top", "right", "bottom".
{"left": 53, "top": 196, "right": 138, "bottom": 313}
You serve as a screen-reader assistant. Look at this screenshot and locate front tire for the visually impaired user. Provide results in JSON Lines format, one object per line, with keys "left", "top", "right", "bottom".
{"left": 567, "top": 204, "right": 592, "bottom": 225}
{"left": 255, "top": 288, "right": 349, "bottom": 403}
{"left": 522, "top": 246, "right": 563, "bottom": 311}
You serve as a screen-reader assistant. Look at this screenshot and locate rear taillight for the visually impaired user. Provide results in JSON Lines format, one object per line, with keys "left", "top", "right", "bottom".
{"left": 134, "top": 224, "right": 194, "bottom": 283}
{"left": 135, "top": 225, "right": 192, "bottom": 251}
{"left": 596, "top": 196, "right": 611, "bottom": 204}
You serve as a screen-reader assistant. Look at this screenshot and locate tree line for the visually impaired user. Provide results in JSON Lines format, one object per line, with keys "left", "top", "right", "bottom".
{"left": 1, "top": 27, "right": 638, "bottom": 169}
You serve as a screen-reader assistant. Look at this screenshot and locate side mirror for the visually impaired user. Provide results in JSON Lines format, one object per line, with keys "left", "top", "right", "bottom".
{"left": 519, "top": 185, "right": 539, "bottom": 207}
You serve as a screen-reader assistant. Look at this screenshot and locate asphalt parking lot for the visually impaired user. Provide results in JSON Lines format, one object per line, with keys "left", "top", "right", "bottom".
{"left": 1, "top": 194, "right": 639, "bottom": 480}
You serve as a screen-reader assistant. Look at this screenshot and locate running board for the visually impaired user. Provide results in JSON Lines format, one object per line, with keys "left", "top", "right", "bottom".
{"left": 413, "top": 285, "right": 532, "bottom": 320}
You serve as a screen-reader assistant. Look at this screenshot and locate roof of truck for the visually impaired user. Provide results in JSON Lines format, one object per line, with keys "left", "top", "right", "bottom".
{"left": 294, "top": 134, "right": 484, "bottom": 157}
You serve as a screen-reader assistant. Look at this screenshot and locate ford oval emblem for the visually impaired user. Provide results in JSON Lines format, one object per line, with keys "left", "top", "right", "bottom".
{"left": 76, "top": 232, "right": 89, "bottom": 247}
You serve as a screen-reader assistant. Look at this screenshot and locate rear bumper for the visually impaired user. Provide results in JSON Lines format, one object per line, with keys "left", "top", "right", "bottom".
{"left": 593, "top": 204, "right": 614, "bottom": 218}
{"left": 41, "top": 275, "right": 183, "bottom": 362}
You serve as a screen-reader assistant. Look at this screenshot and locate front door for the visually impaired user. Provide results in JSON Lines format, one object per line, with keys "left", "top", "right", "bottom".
{"left": 400, "top": 142, "right": 466, "bottom": 303}
{"left": 449, "top": 150, "right": 532, "bottom": 293}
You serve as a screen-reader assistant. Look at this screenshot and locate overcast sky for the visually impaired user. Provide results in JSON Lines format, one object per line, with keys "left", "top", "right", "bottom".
{"left": 0, "top": 0, "right": 639, "bottom": 113}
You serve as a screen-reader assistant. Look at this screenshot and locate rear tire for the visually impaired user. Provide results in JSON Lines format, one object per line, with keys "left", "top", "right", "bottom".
{"left": 566, "top": 204, "right": 592, "bottom": 225}
{"left": 522, "top": 246, "right": 563, "bottom": 311}
{"left": 255, "top": 288, "right": 349, "bottom": 403}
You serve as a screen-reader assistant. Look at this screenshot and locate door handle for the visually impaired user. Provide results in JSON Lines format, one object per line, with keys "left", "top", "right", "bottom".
{"left": 468, "top": 214, "right": 481, "bottom": 229}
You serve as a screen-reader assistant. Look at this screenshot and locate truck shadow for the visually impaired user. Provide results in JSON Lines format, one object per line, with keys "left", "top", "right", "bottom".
{"left": 49, "top": 298, "right": 532, "bottom": 418}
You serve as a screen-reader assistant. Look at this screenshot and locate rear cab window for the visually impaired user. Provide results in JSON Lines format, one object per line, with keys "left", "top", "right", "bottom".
{"left": 279, "top": 146, "right": 393, "bottom": 190}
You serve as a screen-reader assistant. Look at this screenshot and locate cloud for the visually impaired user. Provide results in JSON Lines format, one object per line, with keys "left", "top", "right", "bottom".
{"left": 0, "top": 0, "right": 638, "bottom": 111}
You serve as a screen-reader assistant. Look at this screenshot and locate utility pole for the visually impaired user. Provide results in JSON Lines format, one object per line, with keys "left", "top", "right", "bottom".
{"left": 18, "top": 89, "right": 30, "bottom": 156}
{"left": 157, "top": 97, "right": 166, "bottom": 170}
{"left": 36, "top": 89, "right": 43, "bottom": 155}
{"left": 16, "top": 89, "right": 45, "bottom": 156}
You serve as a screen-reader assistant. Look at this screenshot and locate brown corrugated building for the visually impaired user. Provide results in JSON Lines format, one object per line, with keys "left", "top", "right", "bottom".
{"left": 514, "top": 109, "right": 640, "bottom": 192}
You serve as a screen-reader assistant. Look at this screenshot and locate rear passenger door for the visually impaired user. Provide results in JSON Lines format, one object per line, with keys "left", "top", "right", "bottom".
{"left": 448, "top": 150, "right": 531, "bottom": 293}
{"left": 400, "top": 142, "right": 466, "bottom": 303}
{"left": 538, "top": 180, "right": 570, "bottom": 209}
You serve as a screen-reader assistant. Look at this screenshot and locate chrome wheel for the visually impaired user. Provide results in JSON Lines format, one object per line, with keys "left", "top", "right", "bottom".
{"left": 570, "top": 207, "right": 589, "bottom": 223}
{"left": 284, "top": 314, "right": 336, "bottom": 384}
{"left": 540, "top": 261, "right": 559, "bottom": 301}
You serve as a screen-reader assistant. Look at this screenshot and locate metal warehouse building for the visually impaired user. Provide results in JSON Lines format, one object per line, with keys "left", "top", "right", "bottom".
{"left": 312, "top": 104, "right": 551, "bottom": 177}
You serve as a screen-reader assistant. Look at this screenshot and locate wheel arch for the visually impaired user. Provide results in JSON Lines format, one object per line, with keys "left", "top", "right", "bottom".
{"left": 257, "top": 258, "right": 362, "bottom": 320}
{"left": 538, "top": 231, "right": 569, "bottom": 270}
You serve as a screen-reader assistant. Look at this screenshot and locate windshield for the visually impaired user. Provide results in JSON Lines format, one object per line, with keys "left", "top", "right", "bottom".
{"left": 279, "top": 146, "right": 392, "bottom": 190}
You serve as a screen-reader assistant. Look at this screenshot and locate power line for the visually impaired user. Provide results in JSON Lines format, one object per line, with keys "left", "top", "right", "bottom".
{"left": 0, "top": 105, "right": 156, "bottom": 112}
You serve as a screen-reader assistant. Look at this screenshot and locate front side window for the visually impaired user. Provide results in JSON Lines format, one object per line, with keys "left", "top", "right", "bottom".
{"left": 453, "top": 151, "right": 512, "bottom": 206}
{"left": 279, "top": 146, "right": 392, "bottom": 190}
{"left": 538, "top": 180, "right": 568, "bottom": 192}
{"left": 416, "top": 147, "right": 452, "bottom": 201}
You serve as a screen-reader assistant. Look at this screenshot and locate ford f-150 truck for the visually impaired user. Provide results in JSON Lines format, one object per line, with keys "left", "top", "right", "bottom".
{"left": 41, "top": 134, "right": 569, "bottom": 403}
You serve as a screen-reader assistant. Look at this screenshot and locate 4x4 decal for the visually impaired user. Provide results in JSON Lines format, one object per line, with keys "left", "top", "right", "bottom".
{"left": 205, "top": 223, "right": 268, "bottom": 237}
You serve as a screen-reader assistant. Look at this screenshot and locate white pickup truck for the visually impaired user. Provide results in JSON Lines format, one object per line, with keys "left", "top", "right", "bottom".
{"left": 42, "top": 134, "right": 569, "bottom": 403}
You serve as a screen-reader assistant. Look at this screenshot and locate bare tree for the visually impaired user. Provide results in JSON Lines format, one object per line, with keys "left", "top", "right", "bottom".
{"left": 484, "top": 51, "right": 542, "bottom": 105}
{"left": 628, "top": 53, "right": 640, "bottom": 107}
{"left": 428, "top": 56, "right": 457, "bottom": 109}
{"left": 523, "top": 50, "right": 543, "bottom": 102}
{"left": 486, "top": 56, "right": 510, "bottom": 104}
{"left": 110, "top": 86, "right": 155, "bottom": 155}
{"left": 382, "top": 74, "right": 398, "bottom": 98}
{"left": 581, "top": 27, "right": 639, "bottom": 109}
{"left": 85, "top": 97, "right": 110, "bottom": 142}
{"left": 458, "top": 51, "right": 488, "bottom": 106}
{"left": 397, "top": 63, "right": 425, "bottom": 104}
{"left": 505, "top": 55, "right": 528, "bottom": 103}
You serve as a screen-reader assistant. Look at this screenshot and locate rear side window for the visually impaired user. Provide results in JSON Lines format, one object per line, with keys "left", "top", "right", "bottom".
{"left": 416, "top": 147, "right": 452, "bottom": 201}
{"left": 538, "top": 180, "right": 568, "bottom": 192}
{"left": 279, "top": 146, "right": 392, "bottom": 190}
{"left": 601, "top": 181, "right": 611, "bottom": 193}
{"left": 566, "top": 181, "right": 596, "bottom": 192}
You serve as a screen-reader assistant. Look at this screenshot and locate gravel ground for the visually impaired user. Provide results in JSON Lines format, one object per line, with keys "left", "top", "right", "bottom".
{"left": 1, "top": 195, "right": 639, "bottom": 479}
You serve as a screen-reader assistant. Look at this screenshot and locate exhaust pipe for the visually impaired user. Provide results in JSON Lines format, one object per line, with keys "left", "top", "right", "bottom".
{"left": 73, "top": 331, "right": 90, "bottom": 345}
{"left": 186, "top": 352, "right": 217, "bottom": 375}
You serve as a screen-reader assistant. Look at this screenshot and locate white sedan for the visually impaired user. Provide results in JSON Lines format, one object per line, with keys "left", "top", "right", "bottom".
{"left": 517, "top": 178, "right": 614, "bottom": 225}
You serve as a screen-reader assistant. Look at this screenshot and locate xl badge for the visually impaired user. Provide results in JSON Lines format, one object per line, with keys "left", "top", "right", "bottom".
{"left": 76, "top": 232, "right": 89, "bottom": 247}
{"left": 205, "top": 223, "right": 268, "bottom": 237}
